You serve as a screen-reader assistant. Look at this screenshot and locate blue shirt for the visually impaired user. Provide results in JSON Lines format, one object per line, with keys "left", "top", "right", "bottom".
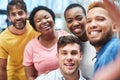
{"left": 94, "top": 37, "right": 120, "bottom": 73}
{"left": 35, "top": 69, "right": 86, "bottom": 80}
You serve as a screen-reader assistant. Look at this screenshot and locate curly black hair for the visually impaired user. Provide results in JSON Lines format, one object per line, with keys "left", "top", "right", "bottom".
{"left": 29, "top": 6, "right": 55, "bottom": 31}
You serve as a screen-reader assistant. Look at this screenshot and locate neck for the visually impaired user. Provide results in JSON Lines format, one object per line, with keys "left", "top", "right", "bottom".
{"left": 8, "top": 25, "right": 27, "bottom": 35}
{"left": 39, "top": 31, "right": 58, "bottom": 48}
{"left": 95, "top": 46, "right": 102, "bottom": 52}
{"left": 78, "top": 32, "right": 88, "bottom": 42}
{"left": 63, "top": 71, "right": 79, "bottom": 80}
{"left": 40, "top": 31, "right": 57, "bottom": 41}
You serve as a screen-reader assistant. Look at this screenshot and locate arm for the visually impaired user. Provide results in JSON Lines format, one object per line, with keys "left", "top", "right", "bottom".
{"left": 0, "top": 58, "right": 7, "bottom": 80}
{"left": 103, "top": 0, "right": 120, "bottom": 28}
{"left": 92, "top": 55, "right": 120, "bottom": 80}
{"left": 24, "top": 65, "right": 38, "bottom": 80}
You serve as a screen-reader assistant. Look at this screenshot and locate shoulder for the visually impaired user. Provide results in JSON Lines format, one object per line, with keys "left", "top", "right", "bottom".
{"left": 57, "top": 30, "right": 70, "bottom": 36}
{"left": 79, "top": 70, "right": 86, "bottom": 80}
{"left": 36, "top": 69, "right": 61, "bottom": 80}
{"left": 25, "top": 38, "right": 38, "bottom": 48}
{"left": 0, "top": 28, "right": 11, "bottom": 44}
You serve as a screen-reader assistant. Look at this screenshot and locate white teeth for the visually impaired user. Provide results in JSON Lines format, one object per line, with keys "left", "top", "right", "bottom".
{"left": 90, "top": 31, "right": 98, "bottom": 35}
{"left": 41, "top": 23, "right": 50, "bottom": 28}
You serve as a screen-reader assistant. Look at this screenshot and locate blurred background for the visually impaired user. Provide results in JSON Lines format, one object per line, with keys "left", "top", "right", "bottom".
{"left": 0, "top": 0, "right": 120, "bottom": 37}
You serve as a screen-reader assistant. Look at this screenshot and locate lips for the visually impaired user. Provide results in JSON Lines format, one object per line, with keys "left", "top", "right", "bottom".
{"left": 64, "top": 63, "right": 75, "bottom": 69}
{"left": 71, "top": 26, "right": 82, "bottom": 33}
{"left": 41, "top": 22, "right": 51, "bottom": 30}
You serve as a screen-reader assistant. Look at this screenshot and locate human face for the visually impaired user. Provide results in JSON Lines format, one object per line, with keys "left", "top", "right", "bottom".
{"left": 34, "top": 10, "right": 54, "bottom": 34}
{"left": 8, "top": 5, "right": 27, "bottom": 30}
{"left": 57, "top": 43, "right": 82, "bottom": 76}
{"left": 65, "top": 7, "right": 86, "bottom": 38}
{"left": 86, "top": 7, "right": 114, "bottom": 47}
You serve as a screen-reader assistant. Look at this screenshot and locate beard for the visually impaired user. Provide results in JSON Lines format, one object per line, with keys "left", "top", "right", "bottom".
{"left": 12, "top": 19, "right": 27, "bottom": 30}
{"left": 90, "top": 29, "right": 113, "bottom": 47}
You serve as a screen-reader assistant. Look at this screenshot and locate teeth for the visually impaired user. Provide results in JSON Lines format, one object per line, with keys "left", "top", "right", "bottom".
{"left": 41, "top": 23, "right": 49, "bottom": 28}
{"left": 65, "top": 63, "right": 74, "bottom": 66}
{"left": 90, "top": 31, "right": 98, "bottom": 35}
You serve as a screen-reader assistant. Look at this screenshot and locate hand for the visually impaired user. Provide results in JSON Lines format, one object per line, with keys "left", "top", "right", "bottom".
{"left": 103, "top": 0, "right": 120, "bottom": 29}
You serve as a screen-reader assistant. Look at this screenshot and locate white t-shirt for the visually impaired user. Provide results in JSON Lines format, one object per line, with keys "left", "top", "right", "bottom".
{"left": 79, "top": 41, "right": 96, "bottom": 80}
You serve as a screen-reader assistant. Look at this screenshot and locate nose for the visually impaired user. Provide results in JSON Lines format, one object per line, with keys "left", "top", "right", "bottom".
{"left": 72, "top": 20, "right": 79, "bottom": 26}
{"left": 41, "top": 19, "right": 47, "bottom": 23}
{"left": 66, "top": 54, "right": 73, "bottom": 62}
{"left": 89, "top": 20, "right": 98, "bottom": 29}
{"left": 15, "top": 14, "right": 21, "bottom": 20}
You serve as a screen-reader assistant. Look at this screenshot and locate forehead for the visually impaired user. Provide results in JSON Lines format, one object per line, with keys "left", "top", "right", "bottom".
{"left": 9, "top": 5, "right": 25, "bottom": 13}
{"left": 87, "top": 7, "right": 110, "bottom": 18}
{"left": 35, "top": 10, "right": 51, "bottom": 16}
{"left": 65, "top": 7, "right": 85, "bottom": 17}
{"left": 59, "top": 43, "right": 80, "bottom": 50}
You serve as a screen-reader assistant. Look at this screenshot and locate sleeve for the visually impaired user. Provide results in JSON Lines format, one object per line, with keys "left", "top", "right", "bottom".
{"left": 23, "top": 40, "right": 34, "bottom": 66}
{"left": 0, "top": 41, "right": 8, "bottom": 59}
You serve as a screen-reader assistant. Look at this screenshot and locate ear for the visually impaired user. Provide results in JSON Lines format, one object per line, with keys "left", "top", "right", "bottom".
{"left": 112, "top": 23, "right": 118, "bottom": 32}
{"left": 79, "top": 52, "right": 83, "bottom": 60}
{"left": 8, "top": 16, "right": 11, "bottom": 22}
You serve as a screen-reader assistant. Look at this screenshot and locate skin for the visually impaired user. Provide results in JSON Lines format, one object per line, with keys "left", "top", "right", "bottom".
{"left": 92, "top": 54, "right": 120, "bottom": 80}
{"left": 65, "top": 7, "right": 87, "bottom": 42}
{"left": 86, "top": 7, "right": 117, "bottom": 51}
{"left": 34, "top": 10, "right": 54, "bottom": 36}
{"left": 0, "top": 5, "right": 28, "bottom": 80}
{"left": 8, "top": 5, "right": 28, "bottom": 35}
{"left": 92, "top": 0, "right": 120, "bottom": 79}
{"left": 57, "top": 43, "right": 82, "bottom": 80}
{"left": 24, "top": 10, "right": 58, "bottom": 80}
{"left": 103, "top": 0, "right": 120, "bottom": 29}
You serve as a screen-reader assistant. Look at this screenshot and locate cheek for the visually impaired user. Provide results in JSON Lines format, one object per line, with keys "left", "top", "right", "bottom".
{"left": 67, "top": 24, "right": 72, "bottom": 29}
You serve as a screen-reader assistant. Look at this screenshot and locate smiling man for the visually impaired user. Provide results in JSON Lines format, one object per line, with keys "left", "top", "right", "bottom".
{"left": 85, "top": 2, "right": 120, "bottom": 74}
{"left": 35, "top": 35, "right": 86, "bottom": 80}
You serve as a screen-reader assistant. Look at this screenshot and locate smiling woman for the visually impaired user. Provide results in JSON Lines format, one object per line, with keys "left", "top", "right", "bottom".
{"left": 22, "top": 5, "right": 69, "bottom": 80}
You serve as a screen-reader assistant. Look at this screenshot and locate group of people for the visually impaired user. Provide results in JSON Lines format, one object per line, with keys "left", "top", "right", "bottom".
{"left": 0, "top": 0, "right": 120, "bottom": 80}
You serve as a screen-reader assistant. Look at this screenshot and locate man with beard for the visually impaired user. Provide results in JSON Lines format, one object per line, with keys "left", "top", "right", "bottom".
{"left": 85, "top": 1, "right": 120, "bottom": 74}
{"left": 0, "top": 0, "right": 38, "bottom": 80}
{"left": 64, "top": 3, "right": 96, "bottom": 80}
{"left": 92, "top": 0, "right": 120, "bottom": 80}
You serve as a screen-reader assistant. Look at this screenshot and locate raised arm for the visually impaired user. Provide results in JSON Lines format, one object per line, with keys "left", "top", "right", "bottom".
{"left": 92, "top": 54, "right": 120, "bottom": 80}
{"left": 103, "top": 0, "right": 120, "bottom": 28}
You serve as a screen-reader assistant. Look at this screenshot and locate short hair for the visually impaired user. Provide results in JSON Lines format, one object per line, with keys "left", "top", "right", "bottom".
{"left": 57, "top": 35, "right": 82, "bottom": 52}
{"left": 64, "top": 3, "right": 86, "bottom": 18}
{"left": 87, "top": 2, "right": 106, "bottom": 12}
{"left": 7, "top": 0, "right": 27, "bottom": 16}
{"left": 29, "top": 6, "right": 55, "bottom": 31}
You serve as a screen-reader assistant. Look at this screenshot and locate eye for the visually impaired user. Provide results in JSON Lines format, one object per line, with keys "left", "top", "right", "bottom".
{"left": 76, "top": 16, "right": 83, "bottom": 21}
{"left": 35, "top": 18, "right": 41, "bottom": 23}
{"left": 66, "top": 19, "right": 72, "bottom": 23}
{"left": 18, "top": 11, "right": 24, "bottom": 16}
{"left": 86, "top": 19, "right": 91, "bottom": 23}
{"left": 61, "top": 52, "right": 67, "bottom": 55}
{"left": 96, "top": 16, "right": 105, "bottom": 22}
{"left": 10, "top": 13, "right": 16, "bottom": 17}
{"left": 44, "top": 15, "right": 49, "bottom": 19}
{"left": 71, "top": 51, "right": 78, "bottom": 55}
